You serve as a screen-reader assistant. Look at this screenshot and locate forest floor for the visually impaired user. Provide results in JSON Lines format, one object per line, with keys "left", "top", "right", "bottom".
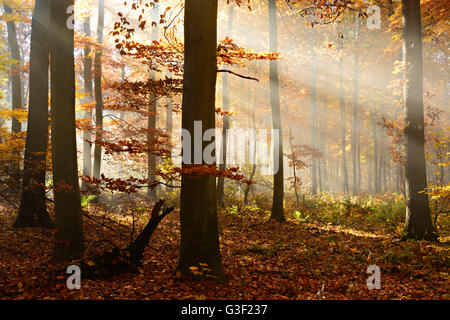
{"left": 0, "top": 203, "right": 448, "bottom": 300}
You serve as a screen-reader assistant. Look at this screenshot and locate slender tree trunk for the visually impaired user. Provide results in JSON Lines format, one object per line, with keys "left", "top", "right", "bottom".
{"left": 93, "top": 0, "right": 104, "bottom": 181}
{"left": 165, "top": 88, "right": 173, "bottom": 193}
{"left": 50, "top": 0, "right": 84, "bottom": 261}
{"left": 177, "top": 0, "right": 226, "bottom": 281}
{"left": 4, "top": 5, "right": 22, "bottom": 133}
{"left": 401, "top": 0, "right": 435, "bottom": 240}
{"left": 217, "top": 4, "right": 234, "bottom": 207}
{"left": 378, "top": 125, "right": 383, "bottom": 192}
{"left": 339, "top": 58, "right": 349, "bottom": 195}
{"left": 16, "top": 0, "right": 53, "bottom": 228}
{"left": 81, "top": 16, "right": 93, "bottom": 191}
{"left": 351, "top": 52, "right": 360, "bottom": 195}
{"left": 310, "top": 30, "right": 318, "bottom": 195}
{"left": 147, "top": 4, "right": 159, "bottom": 201}
{"left": 372, "top": 107, "right": 380, "bottom": 194}
{"left": 268, "top": 0, "right": 285, "bottom": 221}
{"left": 165, "top": 95, "right": 173, "bottom": 159}
{"left": 120, "top": 65, "right": 126, "bottom": 121}
{"left": 244, "top": 67, "right": 258, "bottom": 205}
{"left": 357, "top": 120, "right": 361, "bottom": 191}
{"left": 289, "top": 127, "right": 299, "bottom": 203}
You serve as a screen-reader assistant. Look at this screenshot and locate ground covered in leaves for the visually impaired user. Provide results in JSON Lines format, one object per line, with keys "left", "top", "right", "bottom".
{"left": 0, "top": 204, "right": 448, "bottom": 300}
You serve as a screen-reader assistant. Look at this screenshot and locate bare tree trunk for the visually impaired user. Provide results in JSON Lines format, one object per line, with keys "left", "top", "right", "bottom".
{"left": 50, "top": 0, "right": 84, "bottom": 261}
{"left": 351, "top": 52, "right": 360, "bottom": 195}
{"left": 120, "top": 65, "right": 126, "bottom": 121}
{"left": 16, "top": 0, "right": 53, "bottom": 228}
{"left": 372, "top": 107, "right": 380, "bottom": 194}
{"left": 289, "top": 127, "right": 299, "bottom": 203}
{"left": 244, "top": 89, "right": 257, "bottom": 205}
{"left": 268, "top": 0, "right": 285, "bottom": 221}
{"left": 4, "top": 5, "right": 22, "bottom": 133}
{"left": 81, "top": 16, "right": 93, "bottom": 192}
{"left": 310, "top": 29, "right": 318, "bottom": 195}
{"left": 147, "top": 4, "right": 159, "bottom": 201}
{"left": 217, "top": 4, "right": 234, "bottom": 207}
{"left": 177, "top": 0, "right": 226, "bottom": 281}
{"left": 93, "top": 0, "right": 104, "bottom": 182}
{"left": 339, "top": 58, "right": 349, "bottom": 195}
{"left": 402, "top": 0, "right": 435, "bottom": 240}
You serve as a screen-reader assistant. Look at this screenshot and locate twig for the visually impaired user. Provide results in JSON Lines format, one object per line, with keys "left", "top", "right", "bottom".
{"left": 217, "top": 69, "right": 259, "bottom": 82}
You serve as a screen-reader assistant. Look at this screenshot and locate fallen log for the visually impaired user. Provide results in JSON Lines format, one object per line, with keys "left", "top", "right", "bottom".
{"left": 80, "top": 199, "right": 174, "bottom": 279}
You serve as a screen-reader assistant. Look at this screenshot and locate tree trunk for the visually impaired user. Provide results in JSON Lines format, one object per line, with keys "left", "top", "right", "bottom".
{"left": 372, "top": 107, "right": 380, "bottom": 194}
{"left": 120, "top": 65, "right": 126, "bottom": 121}
{"left": 402, "top": 0, "right": 434, "bottom": 240}
{"left": 93, "top": 0, "right": 104, "bottom": 181}
{"left": 351, "top": 52, "right": 360, "bottom": 196}
{"left": 147, "top": 4, "right": 159, "bottom": 201}
{"left": 4, "top": 5, "right": 22, "bottom": 133}
{"left": 268, "top": 0, "right": 285, "bottom": 221}
{"left": 165, "top": 95, "right": 173, "bottom": 159}
{"left": 50, "top": 0, "right": 84, "bottom": 261}
{"left": 310, "top": 29, "right": 318, "bottom": 196}
{"left": 339, "top": 58, "right": 349, "bottom": 195}
{"left": 81, "top": 16, "right": 93, "bottom": 192}
{"left": 244, "top": 68, "right": 258, "bottom": 205}
{"left": 217, "top": 4, "right": 233, "bottom": 208}
{"left": 289, "top": 127, "right": 299, "bottom": 203}
{"left": 16, "top": 0, "right": 53, "bottom": 228}
{"left": 177, "top": 0, "right": 226, "bottom": 282}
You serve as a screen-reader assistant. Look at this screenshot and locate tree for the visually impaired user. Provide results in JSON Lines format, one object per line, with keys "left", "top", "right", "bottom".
{"left": 147, "top": 3, "right": 159, "bottom": 201}
{"left": 177, "top": 0, "right": 226, "bottom": 282}
{"left": 268, "top": 0, "right": 285, "bottom": 222}
{"left": 3, "top": 4, "right": 22, "bottom": 133}
{"left": 338, "top": 55, "right": 349, "bottom": 195}
{"left": 351, "top": 19, "right": 361, "bottom": 196}
{"left": 81, "top": 12, "right": 93, "bottom": 191}
{"left": 401, "top": 0, "right": 435, "bottom": 240}
{"left": 309, "top": 28, "right": 318, "bottom": 196}
{"left": 217, "top": 3, "right": 234, "bottom": 208}
{"left": 15, "top": 0, "right": 53, "bottom": 228}
{"left": 93, "top": 0, "right": 104, "bottom": 182}
{"left": 50, "top": 0, "right": 84, "bottom": 261}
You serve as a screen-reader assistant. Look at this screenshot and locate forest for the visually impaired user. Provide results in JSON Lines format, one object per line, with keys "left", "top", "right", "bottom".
{"left": 0, "top": 0, "right": 448, "bottom": 302}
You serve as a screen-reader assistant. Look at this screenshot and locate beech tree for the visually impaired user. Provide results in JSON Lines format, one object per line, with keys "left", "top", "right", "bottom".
{"left": 15, "top": 0, "right": 53, "bottom": 228}
{"left": 217, "top": 3, "right": 234, "bottom": 208}
{"left": 3, "top": 4, "right": 21, "bottom": 134}
{"left": 50, "top": 0, "right": 84, "bottom": 261}
{"left": 268, "top": 0, "right": 285, "bottom": 222}
{"left": 93, "top": 0, "right": 105, "bottom": 182}
{"left": 401, "top": 0, "right": 435, "bottom": 240}
{"left": 177, "top": 0, "right": 226, "bottom": 281}
{"left": 147, "top": 3, "right": 159, "bottom": 201}
{"left": 81, "top": 12, "right": 93, "bottom": 191}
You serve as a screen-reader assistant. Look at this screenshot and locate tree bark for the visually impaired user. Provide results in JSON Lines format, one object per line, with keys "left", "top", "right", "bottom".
{"left": 268, "top": 0, "right": 285, "bottom": 221}
{"left": 16, "top": 0, "right": 53, "bottom": 228}
{"left": 401, "top": 0, "right": 434, "bottom": 240}
{"left": 339, "top": 57, "right": 349, "bottom": 195}
{"left": 351, "top": 52, "right": 360, "bottom": 195}
{"left": 4, "top": 5, "right": 22, "bottom": 133}
{"left": 310, "top": 29, "right": 318, "bottom": 195}
{"left": 177, "top": 0, "right": 226, "bottom": 282}
{"left": 50, "top": 0, "right": 84, "bottom": 261}
{"left": 147, "top": 4, "right": 159, "bottom": 201}
{"left": 93, "top": 0, "right": 104, "bottom": 182}
{"left": 244, "top": 73, "right": 257, "bottom": 205}
{"left": 217, "top": 4, "right": 233, "bottom": 208}
{"left": 81, "top": 16, "right": 93, "bottom": 192}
